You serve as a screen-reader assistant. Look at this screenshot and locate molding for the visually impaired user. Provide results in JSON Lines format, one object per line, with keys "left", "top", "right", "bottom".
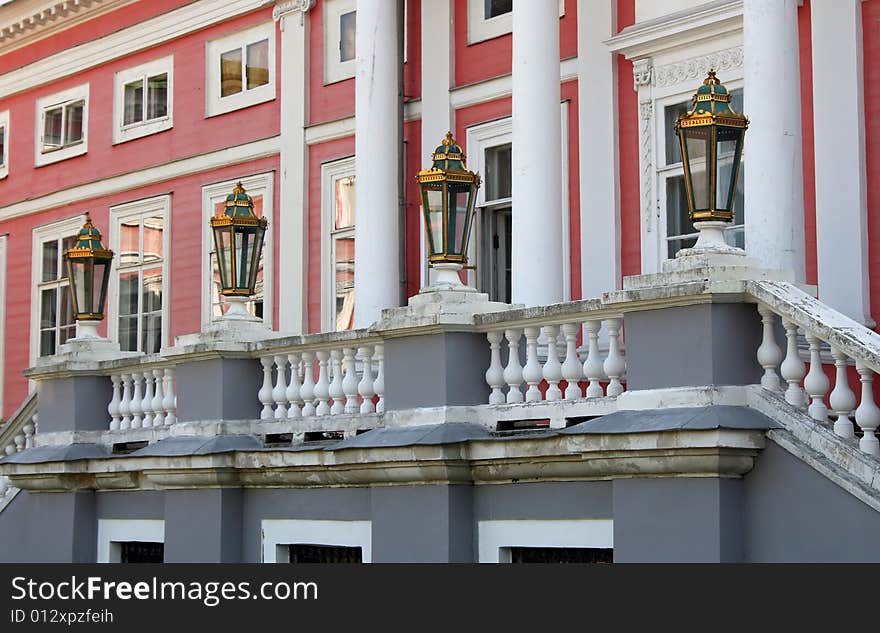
{"left": 478, "top": 519, "right": 613, "bottom": 563}
{"left": 653, "top": 45, "right": 743, "bottom": 89}
{"left": 272, "top": 0, "right": 314, "bottom": 21}
{"left": 261, "top": 519, "right": 371, "bottom": 563}
{"left": 0, "top": 0, "right": 270, "bottom": 99}
{"left": 0, "top": 0, "right": 136, "bottom": 52}
{"left": 1, "top": 135, "right": 281, "bottom": 223}
{"left": 97, "top": 518, "right": 164, "bottom": 563}
{"left": 450, "top": 56, "right": 578, "bottom": 111}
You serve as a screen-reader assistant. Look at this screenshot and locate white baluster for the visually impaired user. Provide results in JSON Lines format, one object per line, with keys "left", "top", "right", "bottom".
{"left": 855, "top": 362, "right": 880, "bottom": 456}
{"left": 522, "top": 327, "right": 543, "bottom": 402}
{"left": 329, "top": 349, "right": 345, "bottom": 415}
{"left": 542, "top": 325, "right": 563, "bottom": 401}
{"left": 803, "top": 333, "right": 829, "bottom": 422}
{"left": 300, "top": 351, "right": 317, "bottom": 417}
{"left": 756, "top": 305, "right": 783, "bottom": 391}
{"left": 23, "top": 418, "right": 35, "bottom": 449}
{"left": 151, "top": 369, "right": 165, "bottom": 426}
{"left": 780, "top": 320, "right": 806, "bottom": 408}
{"left": 13, "top": 434, "right": 24, "bottom": 452}
{"left": 119, "top": 373, "right": 132, "bottom": 430}
{"left": 561, "top": 323, "right": 583, "bottom": 400}
{"left": 583, "top": 320, "right": 604, "bottom": 398}
{"left": 342, "top": 347, "right": 360, "bottom": 414}
{"left": 108, "top": 374, "right": 122, "bottom": 430}
{"left": 828, "top": 347, "right": 856, "bottom": 439}
{"left": 374, "top": 343, "right": 386, "bottom": 414}
{"left": 273, "top": 354, "right": 289, "bottom": 419}
{"left": 141, "top": 371, "right": 155, "bottom": 427}
{"left": 162, "top": 368, "right": 177, "bottom": 425}
{"left": 503, "top": 329, "right": 524, "bottom": 404}
{"left": 315, "top": 351, "right": 331, "bottom": 416}
{"left": 4, "top": 442, "right": 14, "bottom": 456}
{"left": 358, "top": 346, "right": 375, "bottom": 414}
{"left": 259, "top": 356, "right": 274, "bottom": 420}
{"left": 286, "top": 353, "right": 303, "bottom": 419}
{"left": 129, "top": 373, "right": 143, "bottom": 429}
{"left": 485, "top": 330, "right": 506, "bottom": 405}
{"left": 603, "top": 318, "right": 625, "bottom": 397}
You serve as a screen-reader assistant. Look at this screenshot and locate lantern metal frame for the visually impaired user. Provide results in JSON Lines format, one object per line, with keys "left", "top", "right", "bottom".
{"left": 674, "top": 70, "right": 749, "bottom": 225}
{"left": 64, "top": 213, "right": 114, "bottom": 339}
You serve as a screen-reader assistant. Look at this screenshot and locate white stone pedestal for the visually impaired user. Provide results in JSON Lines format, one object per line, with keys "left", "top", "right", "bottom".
{"left": 376, "top": 286, "right": 518, "bottom": 330}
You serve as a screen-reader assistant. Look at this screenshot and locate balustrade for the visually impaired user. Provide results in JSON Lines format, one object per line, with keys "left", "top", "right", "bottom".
{"left": 107, "top": 367, "right": 177, "bottom": 431}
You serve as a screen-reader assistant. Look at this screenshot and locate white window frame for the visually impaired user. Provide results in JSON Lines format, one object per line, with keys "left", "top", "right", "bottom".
{"left": 29, "top": 214, "right": 85, "bottom": 365}
{"left": 113, "top": 55, "right": 174, "bottom": 145}
{"left": 206, "top": 21, "right": 276, "bottom": 118}
{"left": 107, "top": 195, "right": 171, "bottom": 353}
{"left": 477, "top": 519, "right": 613, "bottom": 563}
{"left": 34, "top": 84, "right": 89, "bottom": 167}
{"left": 467, "top": 0, "right": 564, "bottom": 45}
{"left": 97, "top": 519, "right": 165, "bottom": 563}
{"left": 0, "top": 109, "right": 9, "bottom": 179}
{"left": 324, "top": 0, "right": 357, "bottom": 84}
{"left": 201, "top": 172, "right": 274, "bottom": 328}
{"left": 465, "top": 108, "right": 571, "bottom": 301}
{"left": 321, "top": 156, "right": 356, "bottom": 332}
{"left": 0, "top": 235, "right": 6, "bottom": 418}
{"left": 261, "top": 519, "right": 371, "bottom": 563}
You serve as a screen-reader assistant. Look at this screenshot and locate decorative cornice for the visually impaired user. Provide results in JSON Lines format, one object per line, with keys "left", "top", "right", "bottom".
{"left": 0, "top": 0, "right": 133, "bottom": 50}
{"left": 653, "top": 46, "right": 743, "bottom": 89}
{"left": 272, "top": 0, "right": 314, "bottom": 21}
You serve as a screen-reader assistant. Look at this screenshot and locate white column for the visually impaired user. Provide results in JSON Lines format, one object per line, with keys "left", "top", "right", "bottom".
{"left": 511, "top": 0, "right": 564, "bottom": 306}
{"left": 275, "top": 1, "right": 312, "bottom": 333}
{"left": 810, "top": 0, "right": 871, "bottom": 325}
{"left": 420, "top": 0, "right": 453, "bottom": 288}
{"left": 743, "top": 0, "right": 805, "bottom": 280}
{"left": 354, "top": 0, "right": 401, "bottom": 327}
{"left": 578, "top": 0, "right": 619, "bottom": 298}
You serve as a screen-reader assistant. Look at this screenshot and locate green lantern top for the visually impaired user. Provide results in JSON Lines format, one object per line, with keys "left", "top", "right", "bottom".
{"left": 224, "top": 181, "right": 257, "bottom": 218}
{"left": 430, "top": 131, "right": 468, "bottom": 172}
{"left": 66, "top": 213, "right": 113, "bottom": 260}
{"left": 677, "top": 70, "right": 748, "bottom": 130}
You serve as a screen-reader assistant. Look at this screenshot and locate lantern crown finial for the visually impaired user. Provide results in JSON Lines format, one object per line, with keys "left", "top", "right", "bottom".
{"left": 704, "top": 69, "right": 719, "bottom": 85}
{"left": 224, "top": 181, "right": 258, "bottom": 218}
{"left": 72, "top": 212, "right": 108, "bottom": 252}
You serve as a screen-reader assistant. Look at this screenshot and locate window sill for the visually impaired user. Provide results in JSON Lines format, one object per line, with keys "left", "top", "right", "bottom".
{"left": 113, "top": 118, "right": 173, "bottom": 145}
{"left": 34, "top": 142, "right": 87, "bottom": 167}
{"left": 205, "top": 88, "right": 275, "bottom": 119}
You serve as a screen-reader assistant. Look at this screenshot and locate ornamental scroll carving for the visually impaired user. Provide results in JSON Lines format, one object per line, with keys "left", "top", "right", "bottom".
{"left": 273, "top": 0, "right": 315, "bottom": 21}
{"left": 653, "top": 46, "right": 743, "bottom": 88}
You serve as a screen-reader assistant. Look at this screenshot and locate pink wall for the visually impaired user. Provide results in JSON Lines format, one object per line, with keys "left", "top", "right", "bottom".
{"left": 863, "top": 0, "right": 880, "bottom": 325}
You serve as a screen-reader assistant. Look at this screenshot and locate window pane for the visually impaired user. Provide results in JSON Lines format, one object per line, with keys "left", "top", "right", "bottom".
{"left": 0, "top": 126, "right": 5, "bottom": 167}
{"left": 508, "top": 547, "right": 613, "bottom": 564}
{"left": 40, "top": 330, "right": 56, "bottom": 357}
{"left": 120, "top": 542, "right": 164, "bottom": 563}
{"left": 146, "top": 73, "right": 168, "bottom": 120}
{"left": 60, "top": 284, "right": 74, "bottom": 328}
{"left": 485, "top": 143, "right": 511, "bottom": 201}
{"left": 43, "top": 107, "right": 63, "bottom": 149}
{"left": 340, "top": 11, "right": 356, "bottom": 63}
{"left": 42, "top": 240, "right": 59, "bottom": 282}
{"left": 59, "top": 323, "right": 75, "bottom": 347}
{"left": 335, "top": 176, "right": 356, "bottom": 229}
{"left": 143, "top": 267, "right": 162, "bottom": 314}
{"left": 665, "top": 174, "right": 693, "bottom": 239}
{"left": 141, "top": 314, "right": 162, "bottom": 355}
{"left": 664, "top": 100, "right": 690, "bottom": 165}
{"left": 64, "top": 101, "right": 84, "bottom": 145}
{"left": 334, "top": 235, "right": 355, "bottom": 331}
{"left": 119, "top": 271, "right": 139, "bottom": 317}
{"left": 118, "top": 315, "right": 138, "bottom": 352}
{"left": 143, "top": 216, "right": 164, "bottom": 262}
{"left": 220, "top": 48, "right": 243, "bottom": 97}
{"left": 246, "top": 40, "right": 269, "bottom": 90}
{"left": 485, "top": 0, "right": 512, "bottom": 19}
{"left": 288, "top": 544, "right": 362, "bottom": 563}
{"left": 119, "top": 220, "right": 140, "bottom": 266}
{"left": 40, "top": 288, "right": 57, "bottom": 329}
{"left": 60, "top": 236, "right": 76, "bottom": 279}
{"left": 123, "top": 79, "right": 144, "bottom": 126}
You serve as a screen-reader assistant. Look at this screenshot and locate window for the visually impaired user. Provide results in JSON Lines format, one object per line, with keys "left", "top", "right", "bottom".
{"left": 321, "top": 157, "right": 356, "bottom": 331}
{"left": 109, "top": 196, "right": 170, "bottom": 354}
{"left": 658, "top": 88, "right": 744, "bottom": 258}
{"left": 0, "top": 109, "right": 8, "bottom": 179}
{"left": 97, "top": 519, "right": 164, "bottom": 563}
{"left": 35, "top": 84, "right": 89, "bottom": 166}
{"left": 202, "top": 174, "right": 274, "bottom": 326}
{"left": 477, "top": 520, "right": 614, "bottom": 563}
{"left": 261, "top": 520, "right": 372, "bottom": 563}
{"left": 31, "top": 216, "right": 83, "bottom": 360}
{"left": 467, "top": 0, "right": 563, "bottom": 45}
{"left": 113, "top": 56, "right": 173, "bottom": 144}
{"left": 206, "top": 22, "right": 275, "bottom": 117}
{"left": 324, "top": 0, "right": 357, "bottom": 84}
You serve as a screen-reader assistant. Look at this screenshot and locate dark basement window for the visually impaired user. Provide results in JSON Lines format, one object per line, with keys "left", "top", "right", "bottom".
{"left": 287, "top": 544, "right": 363, "bottom": 563}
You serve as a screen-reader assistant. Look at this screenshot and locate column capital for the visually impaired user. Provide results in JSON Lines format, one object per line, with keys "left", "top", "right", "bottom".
{"left": 273, "top": 0, "right": 314, "bottom": 22}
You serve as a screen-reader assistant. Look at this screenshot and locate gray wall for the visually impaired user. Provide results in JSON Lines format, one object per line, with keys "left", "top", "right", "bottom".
{"left": 175, "top": 358, "right": 263, "bottom": 422}
{"left": 38, "top": 376, "right": 112, "bottom": 432}
{"left": 0, "top": 491, "right": 95, "bottom": 562}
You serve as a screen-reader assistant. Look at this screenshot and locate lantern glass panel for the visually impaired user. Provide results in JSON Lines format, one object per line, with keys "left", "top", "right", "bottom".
{"left": 234, "top": 227, "right": 256, "bottom": 290}
{"left": 715, "top": 126, "right": 744, "bottom": 211}
{"left": 70, "top": 259, "right": 90, "bottom": 315}
{"left": 447, "top": 182, "right": 472, "bottom": 256}
{"left": 682, "top": 126, "right": 711, "bottom": 210}
{"left": 423, "top": 187, "right": 444, "bottom": 256}
{"left": 94, "top": 260, "right": 110, "bottom": 315}
{"left": 213, "top": 225, "right": 233, "bottom": 290}
{"left": 248, "top": 227, "right": 265, "bottom": 291}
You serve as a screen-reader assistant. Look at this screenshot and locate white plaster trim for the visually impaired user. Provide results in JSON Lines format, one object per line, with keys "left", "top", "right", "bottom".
{"left": 653, "top": 45, "right": 743, "bottom": 89}
{"left": 477, "top": 519, "right": 613, "bottom": 563}
{"left": 34, "top": 83, "right": 89, "bottom": 167}
{"left": 320, "top": 156, "right": 356, "bottom": 332}
{"left": 0, "top": 135, "right": 281, "bottom": 223}
{"left": 304, "top": 116, "right": 355, "bottom": 145}
{"left": 205, "top": 21, "right": 277, "bottom": 118}
{"left": 323, "top": 0, "right": 356, "bottom": 84}
{"left": 112, "top": 55, "right": 174, "bottom": 145}
{"left": 261, "top": 519, "right": 371, "bottom": 563}
{"left": 0, "top": 110, "right": 9, "bottom": 180}
{"left": 201, "top": 172, "right": 275, "bottom": 329}
{"left": 0, "top": 0, "right": 134, "bottom": 52}
{"left": 466, "top": 0, "right": 564, "bottom": 45}
{"left": 449, "top": 56, "right": 578, "bottom": 111}
{"left": 107, "top": 195, "right": 172, "bottom": 352}
{"left": 0, "top": 235, "right": 6, "bottom": 417}
{"left": 97, "top": 518, "right": 164, "bottom": 563}
{"left": 29, "top": 214, "right": 86, "bottom": 368}
{"left": 0, "top": 0, "right": 269, "bottom": 99}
